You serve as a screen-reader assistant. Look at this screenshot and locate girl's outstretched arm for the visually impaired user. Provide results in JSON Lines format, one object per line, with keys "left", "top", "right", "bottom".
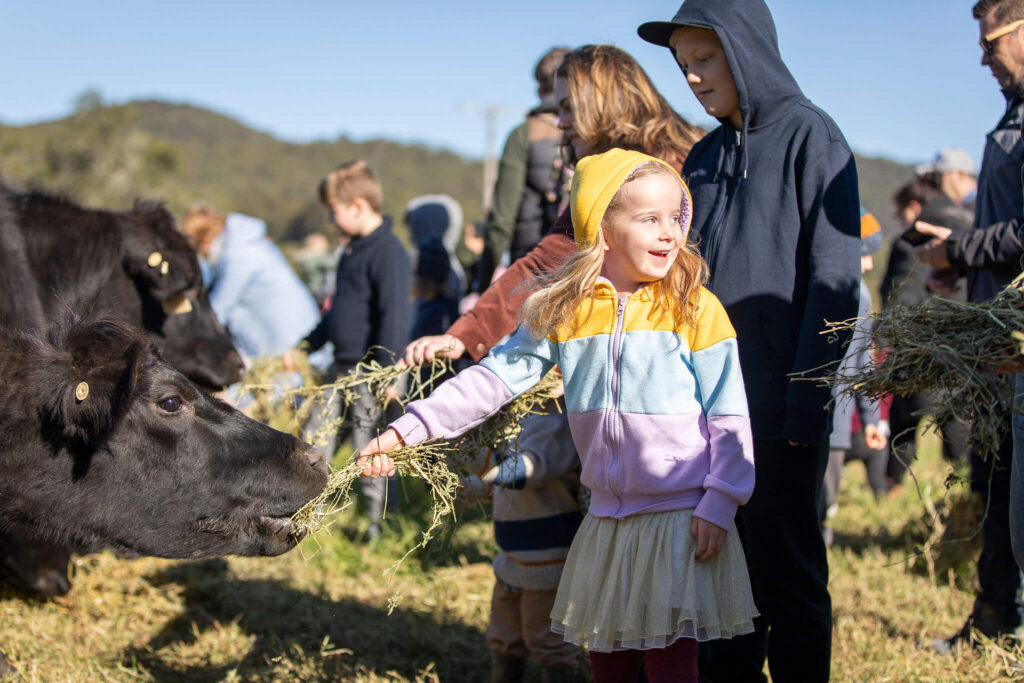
{"left": 390, "top": 326, "right": 558, "bottom": 447}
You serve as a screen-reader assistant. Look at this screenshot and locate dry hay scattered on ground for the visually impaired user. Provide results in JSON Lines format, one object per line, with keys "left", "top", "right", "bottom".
{"left": 2, "top": 433, "right": 1024, "bottom": 681}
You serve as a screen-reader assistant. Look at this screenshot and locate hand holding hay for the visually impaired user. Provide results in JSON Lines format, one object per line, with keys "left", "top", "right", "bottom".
{"left": 357, "top": 428, "right": 403, "bottom": 477}
{"left": 288, "top": 369, "right": 564, "bottom": 541}
{"left": 820, "top": 277, "right": 1024, "bottom": 459}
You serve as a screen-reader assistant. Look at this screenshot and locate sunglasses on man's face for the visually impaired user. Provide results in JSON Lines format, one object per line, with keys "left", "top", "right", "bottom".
{"left": 981, "top": 18, "right": 1024, "bottom": 55}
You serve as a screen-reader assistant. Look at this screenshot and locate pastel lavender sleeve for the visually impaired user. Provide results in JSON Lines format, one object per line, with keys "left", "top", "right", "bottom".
{"left": 390, "top": 326, "right": 559, "bottom": 445}
{"left": 690, "top": 336, "right": 755, "bottom": 529}
{"left": 390, "top": 365, "right": 515, "bottom": 445}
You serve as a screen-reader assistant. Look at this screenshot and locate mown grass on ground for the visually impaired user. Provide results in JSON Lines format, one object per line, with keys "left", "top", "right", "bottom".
{"left": 2, "top": 432, "right": 1022, "bottom": 681}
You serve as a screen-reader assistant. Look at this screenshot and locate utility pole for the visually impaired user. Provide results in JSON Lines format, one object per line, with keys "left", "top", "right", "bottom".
{"left": 460, "top": 103, "right": 521, "bottom": 213}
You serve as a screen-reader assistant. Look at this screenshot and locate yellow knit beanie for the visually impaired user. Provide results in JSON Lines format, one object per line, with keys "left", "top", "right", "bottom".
{"left": 570, "top": 148, "right": 692, "bottom": 251}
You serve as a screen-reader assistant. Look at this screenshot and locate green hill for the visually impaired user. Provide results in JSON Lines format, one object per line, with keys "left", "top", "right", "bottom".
{"left": 0, "top": 99, "right": 915, "bottom": 247}
{"left": 0, "top": 100, "right": 485, "bottom": 243}
{"left": 855, "top": 153, "right": 917, "bottom": 239}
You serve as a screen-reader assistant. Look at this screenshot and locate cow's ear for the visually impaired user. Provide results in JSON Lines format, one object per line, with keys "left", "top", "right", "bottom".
{"left": 41, "top": 320, "right": 144, "bottom": 445}
{"left": 121, "top": 203, "right": 199, "bottom": 300}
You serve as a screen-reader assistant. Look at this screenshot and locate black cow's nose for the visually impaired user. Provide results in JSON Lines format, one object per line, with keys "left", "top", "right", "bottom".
{"left": 305, "top": 447, "right": 328, "bottom": 477}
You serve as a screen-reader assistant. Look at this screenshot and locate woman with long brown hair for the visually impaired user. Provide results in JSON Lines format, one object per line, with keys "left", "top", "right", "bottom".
{"left": 403, "top": 45, "right": 703, "bottom": 365}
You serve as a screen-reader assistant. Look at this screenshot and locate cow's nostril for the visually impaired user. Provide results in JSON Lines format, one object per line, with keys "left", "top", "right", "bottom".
{"left": 305, "top": 447, "right": 328, "bottom": 477}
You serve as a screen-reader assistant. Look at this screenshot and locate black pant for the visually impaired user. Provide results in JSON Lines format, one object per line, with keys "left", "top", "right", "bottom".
{"left": 970, "top": 430, "right": 1023, "bottom": 626}
{"left": 844, "top": 431, "right": 889, "bottom": 497}
{"left": 887, "top": 393, "right": 968, "bottom": 485}
{"left": 700, "top": 439, "right": 832, "bottom": 682}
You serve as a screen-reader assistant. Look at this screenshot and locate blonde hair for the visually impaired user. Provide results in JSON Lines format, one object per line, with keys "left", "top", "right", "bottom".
{"left": 181, "top": 204, "right": 227, "bottom": 254}
{"left": 520, "top": 163, "right": 707, "bottom": 340}
{"left": 556, "top": 45, "right": 703, "bottom": 167}
{"left": 318, "top": 160, "right": 383, "bottom": 212}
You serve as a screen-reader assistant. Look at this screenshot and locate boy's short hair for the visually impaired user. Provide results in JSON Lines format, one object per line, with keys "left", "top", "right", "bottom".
{"left": 973, "top": 0, "right": 1024, "bottom": 21}
{"left": 319, "top": 160, "right": 383, "bottom": 213}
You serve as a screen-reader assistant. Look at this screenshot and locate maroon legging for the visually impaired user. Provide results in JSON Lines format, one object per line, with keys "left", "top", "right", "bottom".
{"left": 587, "top": 637, "right": 698, "bottom": 682}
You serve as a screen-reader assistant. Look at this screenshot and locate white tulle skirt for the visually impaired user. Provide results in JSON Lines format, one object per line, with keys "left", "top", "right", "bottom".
{"left": 550, "top": 508, "right": 758, "bottom": 653}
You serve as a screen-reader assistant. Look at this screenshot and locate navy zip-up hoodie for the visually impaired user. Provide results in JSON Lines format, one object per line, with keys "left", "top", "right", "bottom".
{"left": 640, "top": 0, "right": 861, "bottom": 446}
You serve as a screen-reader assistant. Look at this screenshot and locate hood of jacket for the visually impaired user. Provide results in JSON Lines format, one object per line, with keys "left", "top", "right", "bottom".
{"left": 570, "top": 148, "right": 692, "bottom": 251}
{"left": 405, "top": 194, "right": 466, "bottom": 294}
{"left": 223, "top": 212, "right": 268, "bottom": 247}
{"left": 640, "top": 0, "right": 806, "bottom": 175}
{"left": 405, "top": 194, "right": 463, "bottom": 254}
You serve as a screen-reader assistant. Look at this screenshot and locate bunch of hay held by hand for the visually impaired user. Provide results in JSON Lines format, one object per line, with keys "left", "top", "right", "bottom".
{"left": 242, "top": 352, "right": 562, "bottom": 558}
{"left": 823, "top": 280, "right": 1024, "bottom": 459}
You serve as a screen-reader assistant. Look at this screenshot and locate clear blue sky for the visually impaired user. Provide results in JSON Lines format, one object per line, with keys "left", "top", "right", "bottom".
{"left": 0, "top": 1, "right": 1004, "bottom": 168}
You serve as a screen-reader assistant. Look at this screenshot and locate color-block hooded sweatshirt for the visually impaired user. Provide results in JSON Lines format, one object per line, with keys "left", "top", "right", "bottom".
{"left": 390, "top": 149, "right": 755, "bottom": 531}
{"left": 639, "top": 0, "right": 862, "bottom": 447}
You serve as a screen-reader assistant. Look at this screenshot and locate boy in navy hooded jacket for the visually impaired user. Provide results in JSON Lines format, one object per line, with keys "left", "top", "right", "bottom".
{"left": 640, "top": 1, "right": 861, "bottom": 680}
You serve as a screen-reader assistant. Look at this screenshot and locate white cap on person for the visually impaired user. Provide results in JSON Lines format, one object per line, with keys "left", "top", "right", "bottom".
{"left": 915, "top": 148, "right": 976, "bottom": 176}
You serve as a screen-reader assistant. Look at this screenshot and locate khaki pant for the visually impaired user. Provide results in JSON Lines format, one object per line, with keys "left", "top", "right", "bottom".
{"left": 486, "top": 577, "right": 580, "bottom": 668}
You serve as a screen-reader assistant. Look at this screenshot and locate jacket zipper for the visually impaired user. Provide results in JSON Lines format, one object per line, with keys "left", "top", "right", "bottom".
{"left": 605, "top": 294, "right": 628, "bottom": 512}
{"left": 702, "top": 130, "right": 741, "bottom": 276}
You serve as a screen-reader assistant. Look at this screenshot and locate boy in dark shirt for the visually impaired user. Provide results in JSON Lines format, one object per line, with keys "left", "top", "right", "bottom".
{"left": 303, "top": 160, "right": 411, "bottom": 536}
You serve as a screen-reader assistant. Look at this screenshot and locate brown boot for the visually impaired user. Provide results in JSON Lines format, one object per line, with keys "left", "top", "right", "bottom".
{"left": 541, "top": 664, "right": 583, "bottom": 683}
{"left": 490, "top": 653, "right": 526, "bottom": 683}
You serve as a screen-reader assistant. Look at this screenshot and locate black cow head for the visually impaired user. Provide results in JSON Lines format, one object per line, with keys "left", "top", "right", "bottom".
{"left": 120, "top": 201, "right": 199, "bottom": 301}
{"left": 0, "top": 318, "right": 327, "bottom": 559}
{"left": 5, "top": 188, "right": 245, "bottom": 390}
{"left": 116, "top": 201, "right": 244, "bottom": 389}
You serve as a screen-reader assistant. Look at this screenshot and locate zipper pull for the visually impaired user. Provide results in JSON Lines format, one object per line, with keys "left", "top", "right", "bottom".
{"left": 736, "top": 130, "right": 742, "bottom": 146}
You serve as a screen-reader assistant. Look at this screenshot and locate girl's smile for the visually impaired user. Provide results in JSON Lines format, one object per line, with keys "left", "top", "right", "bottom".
{"left": 599, "top": 171, "right": 685, "bottom": 294}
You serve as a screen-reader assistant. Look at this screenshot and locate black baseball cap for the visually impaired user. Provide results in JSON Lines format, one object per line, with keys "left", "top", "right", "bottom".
{"left": 638, "top": 8, "right": 705, "bottom": 48}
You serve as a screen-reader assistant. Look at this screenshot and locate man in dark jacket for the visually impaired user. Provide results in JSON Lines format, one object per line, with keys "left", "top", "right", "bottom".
{"left": 913, "top": 0, "right": 1024, "bottom": 652}
{"left": 639, "top": 1, "right": 861, "bottom": 680}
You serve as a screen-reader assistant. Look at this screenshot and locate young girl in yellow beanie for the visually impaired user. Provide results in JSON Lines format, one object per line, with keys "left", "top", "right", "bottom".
{"left": 359, "top": 148, "right": 757, "bottom": 682}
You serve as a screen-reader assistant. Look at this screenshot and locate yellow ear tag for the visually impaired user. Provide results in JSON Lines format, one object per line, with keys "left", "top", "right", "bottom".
{"left": 160, "top": 261, "right": 170, "bottom": 275}
{"left": 147, "top": 252, "right": 163, "bottom": 268}
{"left": 75, "top": 382, "right": 89, "bottom": 402}
{"left": 161, "top": 294, "right": 193, "bottom": 315}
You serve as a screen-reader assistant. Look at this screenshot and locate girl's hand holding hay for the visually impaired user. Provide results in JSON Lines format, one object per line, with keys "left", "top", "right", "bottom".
{"left": 357, "top": 428, "right": 404, "bottom": 478}
{"left": 401, "top": 333, "right": 466, "bottom": 367}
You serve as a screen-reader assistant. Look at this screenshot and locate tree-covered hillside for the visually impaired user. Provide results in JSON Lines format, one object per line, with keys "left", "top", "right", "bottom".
{"left": 0, "top": 98, "right": 914, "bottom": 246}
{"left": 0, "top": 99, "right": 485, "bottom": 243}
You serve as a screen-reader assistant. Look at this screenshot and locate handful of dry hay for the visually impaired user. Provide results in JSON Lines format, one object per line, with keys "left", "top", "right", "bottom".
{"left": 288, "top": 369, "right": 564, "bottom": 543}
{"left": 821, "top": 281, "right": 1024, "bottom": 459}
{"left": 240, "top": 354, "right": 562, "bottom": 571}
{"left": 241, "top": 350, "right": 454, "bottom": 438}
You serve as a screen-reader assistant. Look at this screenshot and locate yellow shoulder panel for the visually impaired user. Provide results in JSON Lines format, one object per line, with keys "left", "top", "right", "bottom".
{"left": 690, "top": 288, "right": 736, "bottom": 351}
{"left": 547, "top": 296, "right": 618, "bottom": 342}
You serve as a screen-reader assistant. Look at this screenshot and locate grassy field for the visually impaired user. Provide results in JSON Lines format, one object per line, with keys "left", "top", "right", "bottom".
{"left": 1, "top": 434, "right": 1022, "bottom": 682}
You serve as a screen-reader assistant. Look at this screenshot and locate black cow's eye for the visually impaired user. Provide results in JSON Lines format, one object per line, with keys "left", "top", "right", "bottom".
{"left": 157, "top": 396, "right": 182, "bottom": 413}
